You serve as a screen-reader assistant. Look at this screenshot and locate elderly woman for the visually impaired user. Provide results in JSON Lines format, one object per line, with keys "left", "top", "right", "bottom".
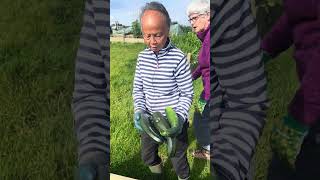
{"left": 133, "top": 2, "right": 193, "bottom": 180}
{"left": 186, "top": 0, "right": 210, "bottom": 160}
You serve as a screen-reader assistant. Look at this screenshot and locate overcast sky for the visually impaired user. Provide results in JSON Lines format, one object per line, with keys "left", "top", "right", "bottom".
{"left": 110, "top": 0, "right": 192, "bottom": 26}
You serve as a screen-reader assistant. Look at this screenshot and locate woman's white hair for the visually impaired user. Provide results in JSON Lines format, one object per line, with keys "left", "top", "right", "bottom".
{"left": 186, "top": 0, "right": 210, "bottom": 16}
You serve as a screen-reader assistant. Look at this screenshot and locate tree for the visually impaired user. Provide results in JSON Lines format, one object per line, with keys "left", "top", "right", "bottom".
{"left": 171, "top": 21, "right": 178, "bottom": 25}
{"left": 180, "top": 25, "right": 192, "bottom": 34}
{"left": 131, "top": 20, "right": 142, "bottom": 38}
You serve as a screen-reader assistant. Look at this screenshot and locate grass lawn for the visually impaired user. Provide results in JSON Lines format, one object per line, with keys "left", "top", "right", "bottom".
{"left": 0, "top": 0, "right": 83, "bottom": 179}
{"left": 253, "top": 48, "right": 298, "bottom": 180}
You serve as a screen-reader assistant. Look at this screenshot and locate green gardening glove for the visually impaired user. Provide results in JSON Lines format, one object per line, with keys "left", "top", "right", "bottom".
{"left": 75, "top": 164, "right": 108, "bottom": 180}
{"left": 270, "top": 114, "right": 309, "bottom": 169}
{"left": 262, "top": 50, "right": 272, "bottom": 63}
{"left": 134, "top": 110, "right": 148, "bottom": 132}
{"left": 75, "top": 164, "right": 96, "bottom": 180}
{"left": 196, "top": 98, "right": 207, "bottom": 115}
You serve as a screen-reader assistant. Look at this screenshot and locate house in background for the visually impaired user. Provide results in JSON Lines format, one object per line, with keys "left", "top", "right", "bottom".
{"left": 111, "top": 21, "right": 133, "bottom": 37}
{"left": 170, "top": 22, "right": 183, "bottom": 36}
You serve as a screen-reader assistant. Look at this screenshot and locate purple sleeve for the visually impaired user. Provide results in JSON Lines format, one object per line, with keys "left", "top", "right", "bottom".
{"left": 289, "top": 57, "right": 320, "bottom": 125}
{"left": 202, "top": 37, "right": 210, "bottom": 101}
{"left": 261, "top": 13, "right": 293, "bottom": 58}
{"left": 192, "top": 65, "right": 201, "bottom": 80}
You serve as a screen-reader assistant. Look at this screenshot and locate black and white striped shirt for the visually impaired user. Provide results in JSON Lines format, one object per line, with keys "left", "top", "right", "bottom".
{"left": 211, "top": 0, "right": 269, "bottom": 179}
{"left": 72, "top": 0, "right": 109, "bottom": 166}
{"left": 133, "top": 40, "right": 194, "bottom": 121}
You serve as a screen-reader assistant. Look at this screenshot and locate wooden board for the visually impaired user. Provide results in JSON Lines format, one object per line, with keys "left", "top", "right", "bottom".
{"left": 110, "top": 173, "right": 138, "bottom": 180}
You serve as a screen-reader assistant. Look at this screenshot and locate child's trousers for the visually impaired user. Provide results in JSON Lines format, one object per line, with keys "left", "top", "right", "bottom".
{"left": 140, "top": 122, "right": 190, "bottom": 179}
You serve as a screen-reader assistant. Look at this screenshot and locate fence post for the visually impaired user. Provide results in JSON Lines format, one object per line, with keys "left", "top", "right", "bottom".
{"left": 187, "top": 53, "right": 191, "bottom": 64}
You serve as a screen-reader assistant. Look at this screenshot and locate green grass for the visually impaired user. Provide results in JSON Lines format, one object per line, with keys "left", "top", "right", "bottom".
{"left": 254, "top": 48, "right": 298, "bottom": 180}
{"left": 110, "top": 42, "right": 210, "bottom": 180}
{"left": 0, "top": 0, "right": 84, "bottom": 179}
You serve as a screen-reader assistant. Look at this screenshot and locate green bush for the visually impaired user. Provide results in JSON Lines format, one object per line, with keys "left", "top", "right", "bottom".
{"left": 171, "top": 32, "right": 201, "bottom": 70}
{"left": 180, "top": 25, "right": 193, "bottom": 34}
{"left": 131, "top": 20, "right": 142, "bottom": 38}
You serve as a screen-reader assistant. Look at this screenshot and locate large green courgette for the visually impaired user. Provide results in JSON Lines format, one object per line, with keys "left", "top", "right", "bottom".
{"left": 163, "top": 107, "right": 181, "bottom": 137}
{"left": 152, "top": 112, "right": 171, "bottom": 136}
{"left": 151, "top": 111, "right": 177, "bottom": 157}
{"left": 166, "top": 137, "right": 176, "bottom": 157}
{"left": 140, "top": 113, "right": 165, "bottom": 143}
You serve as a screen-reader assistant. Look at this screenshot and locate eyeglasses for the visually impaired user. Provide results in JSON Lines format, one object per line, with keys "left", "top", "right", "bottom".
{"left": 143, "top": 33, "right": 164, "bottom": 41}
{"left": 188, "top": 14, "right": 205, "bottom": 23}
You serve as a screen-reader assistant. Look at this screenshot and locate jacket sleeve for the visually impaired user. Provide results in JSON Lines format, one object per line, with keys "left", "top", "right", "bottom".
{"left": 174, "top": 56, "right": 194, "bottom": 121}
{"left": 211, "top": 0, "right": 269, "bottom": 179}
{"left": 132, "top": 57, "right": 146, "bottom": 112}
{"left": 72, "top": 0, "right": 109, "bottom": 166}
{"left": 192, "top": 65, "right": 201, "bottom": 80}
{"left": 261, "top": 13, "right": 293, "bottom": 58}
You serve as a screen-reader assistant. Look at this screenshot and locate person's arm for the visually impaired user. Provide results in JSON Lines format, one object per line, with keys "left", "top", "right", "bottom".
{"left": 174, "top": 56, "right": 194, "bottom": 121}
{"left": 202, "top": 37, "right": 210, "bottom": 101}
{"left": 192, "top": 65, "right": 201, "bottom": 80}
{"left": 261, "top": 13, "right": 293, "bottom": 58}
{"left": 211, "top": 0, "right": 268, "bottom": 179}
{"left": 72, "top": 0, "right": 109, "bottom": 176}
{"left": 289, "top": 60, "right": 320, "bottom": 125}
{"left": 132, "top": 57, "right": 146, "bottom": 112}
